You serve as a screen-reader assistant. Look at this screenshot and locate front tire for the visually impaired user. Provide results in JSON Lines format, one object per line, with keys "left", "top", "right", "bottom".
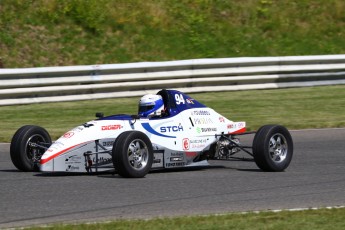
{"left": 112, "top": 131, "right": 153, "bottom": 178}
{"left": 253, "top": 125, "right": 293, "bottom": 172}
{"left": 10, "top": 125, "right": 52, "bottom": 172}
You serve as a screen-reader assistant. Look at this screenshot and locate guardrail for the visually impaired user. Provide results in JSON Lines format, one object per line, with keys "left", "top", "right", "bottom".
{"left": 1, "top": 55, "right": 345, "bottom": 105}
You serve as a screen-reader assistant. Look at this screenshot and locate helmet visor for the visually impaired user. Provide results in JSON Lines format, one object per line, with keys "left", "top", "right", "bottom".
{"left": 138, "top": 105, "right": 155, "bottom": 114}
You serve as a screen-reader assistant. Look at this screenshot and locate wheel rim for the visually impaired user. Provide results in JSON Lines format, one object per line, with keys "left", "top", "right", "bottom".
{"left": 127, "top": 139, "right": 149, "bottom": 170}
{"left": 25, "top": 134, "right": 46, "bottom": 164}
{"left": 268, "top": 133, "right": 288, "bottom": 163}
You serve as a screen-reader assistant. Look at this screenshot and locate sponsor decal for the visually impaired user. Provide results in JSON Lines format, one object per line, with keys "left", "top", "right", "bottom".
{"left": 186, "top": 98, "right": 194, "bottom": 104}
{"left": 219, "top": 117, "right": 225, "bottom": 123}
{"left": 170, "top": 157, "right": 184, "bottom": 162}
{"left": 193, "top": 117, "right": 213, "bottom": 125}
{"left": 102, "top": 141, "right": 114, "bottom": 147}
{"left": 171, "top": 152, "right": 184, "bottom": 157}
{"left": 189, "top": 139, "right": 206, "bottom": 144}
{"left": 92, "top": 157, "right": 112, "bottom": 166}
{"left": 227, "top": 122, "right": 246, "bottom": 134}
{"left": 189, "top": 138, "right": 208, "bottom": 149}
{"left": 101, "top": 124, "right": 122, "bottom": 131}
{"left": 191, "top": 110, "right": 211, "bottom": 116}
{"left": 238, "top": 122, "right": 245, "bottom": 128}
{"left": 160, "top": 125, "right": 183, "bottom": 132}
{"left": 191, "top": 143, "right": 206, "bottom": 149}
{"left": 183, "top": 138, "right": 189, "bottom": 150}
{"left": 202, "top": 127, "right": 217, "bottom": 132}
{"left": 65, "top": 155, "right": 82, "bottom": 163}
{"left": 165, "top": 162, "right": 186, "bottom": 167}
{"left": 153, "top": 158, "right": 161, "bottom": 164}
{"left": 182, "top": 138, "right": 209, "bottom": 150}
{"left": 227, "top": 122, "right": 245, "bottom": 129}
{"left": 196, "top": 127, "right": 217, "bottom": 133}
{"left": 63, "top": 131, "right": 74, "bottom": 139}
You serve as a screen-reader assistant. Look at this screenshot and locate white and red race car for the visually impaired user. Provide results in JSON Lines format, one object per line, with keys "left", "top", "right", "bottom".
{"left": 10, "top": 89, "right": 293, "bottom": 177}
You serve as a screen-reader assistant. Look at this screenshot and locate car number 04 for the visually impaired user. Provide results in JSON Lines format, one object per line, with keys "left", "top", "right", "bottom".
{"left": 175, "top": 94, "right": 185, "bottom": 105}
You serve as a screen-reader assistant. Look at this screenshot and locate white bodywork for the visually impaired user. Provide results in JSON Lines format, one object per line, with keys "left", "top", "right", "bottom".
{"left": 40, "top": 90, "right": 246, "bottom": 173}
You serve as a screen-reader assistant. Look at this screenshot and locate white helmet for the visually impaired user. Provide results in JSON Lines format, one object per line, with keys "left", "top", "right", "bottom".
{"left": 138, "top": 94, "right": 164, "bottom": 117}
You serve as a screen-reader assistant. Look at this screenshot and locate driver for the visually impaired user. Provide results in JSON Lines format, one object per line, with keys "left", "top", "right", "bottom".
{"left": 138, "top": 94, "right": 164, "bottom": 117}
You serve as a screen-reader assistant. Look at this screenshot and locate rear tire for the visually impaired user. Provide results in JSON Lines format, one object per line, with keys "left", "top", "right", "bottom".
{"left": 253, "top": 125, "right": 293, "bottom": 172}
{"left": 10, "top": 125, "right": 52, "bottom": 172}
{"left": 112, "top": 131, "right": 153, "bottom": 178}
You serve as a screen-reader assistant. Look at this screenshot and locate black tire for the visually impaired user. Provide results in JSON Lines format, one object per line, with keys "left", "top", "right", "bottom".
{"left": 112, "top": 131, "right": 153, "bottom": 178}
{"left": 10, "top": 125, "right": 52, "bottom": 172}
{"left": 253, "top": 125, "right": 293, "bottom": 172}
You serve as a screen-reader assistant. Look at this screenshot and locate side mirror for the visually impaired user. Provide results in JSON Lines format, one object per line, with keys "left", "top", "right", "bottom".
{"left": 95, "top": 112, "right": 104, "bottom": 118}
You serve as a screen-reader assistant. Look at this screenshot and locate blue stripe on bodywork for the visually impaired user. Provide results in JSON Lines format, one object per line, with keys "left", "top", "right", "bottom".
{"left": 97, "top": 114, "right": 133, "bottom": 120}
{"left": 141, "top": 123, "right": 176, "bottom": 138}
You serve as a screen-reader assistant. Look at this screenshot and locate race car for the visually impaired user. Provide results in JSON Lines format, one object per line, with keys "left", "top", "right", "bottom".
{"left": 10, "top": 89, "right": 293, "bottom": 178}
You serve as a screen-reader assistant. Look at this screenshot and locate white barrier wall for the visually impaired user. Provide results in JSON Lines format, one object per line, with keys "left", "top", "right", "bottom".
{"left": 1, "top": 55, "right": 345, "bottom": 105}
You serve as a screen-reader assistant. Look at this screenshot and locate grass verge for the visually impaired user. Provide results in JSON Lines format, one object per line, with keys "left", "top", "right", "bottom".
{"left": 0, "top": 85, "right": 344, "bottom": 143}
{"left": 26, "top": 207, "right": 345, "bottom": 230}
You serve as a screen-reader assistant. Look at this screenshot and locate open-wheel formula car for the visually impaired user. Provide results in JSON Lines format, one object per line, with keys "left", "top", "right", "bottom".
{"left": 10, "top": 89, "right": 293, "bottom": 178}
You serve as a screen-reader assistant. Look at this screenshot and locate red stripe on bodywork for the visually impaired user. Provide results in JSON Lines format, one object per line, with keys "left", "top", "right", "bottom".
{"left": 185, "top": 152, "right": 198, "bottom": 157}
{"left": 229, "top": 127, "right": 246, "bottom": 134}
{"left": 40, "top": 144, "right": 80, "bottom": 164}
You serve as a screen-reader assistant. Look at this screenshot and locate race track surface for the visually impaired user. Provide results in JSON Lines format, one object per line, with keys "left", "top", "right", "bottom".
{"left": 0, "top": 128, "right": 345, "bottom": 228}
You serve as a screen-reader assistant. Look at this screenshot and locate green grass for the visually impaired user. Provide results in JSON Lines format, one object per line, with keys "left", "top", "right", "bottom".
{"left": 1, "top": 0, "right": 345, "bottom": 68}
{"left": 1, "top": 85, "right": 344, "bottom": 142}
{"left": 26, "top": 208, "right": 345, "bottom": 230}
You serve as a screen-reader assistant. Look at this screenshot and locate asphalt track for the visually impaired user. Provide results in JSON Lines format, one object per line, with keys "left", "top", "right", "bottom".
{"left": 0, "top": 128, "right": 345, "bottom": 228}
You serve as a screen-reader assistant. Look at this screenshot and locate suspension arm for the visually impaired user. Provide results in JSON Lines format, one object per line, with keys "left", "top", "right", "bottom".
{"left": 217, "top": 134, "right": 254, "bottom": 157}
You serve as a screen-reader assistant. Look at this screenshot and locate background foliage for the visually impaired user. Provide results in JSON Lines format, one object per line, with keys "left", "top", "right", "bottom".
{"left": 1, "top": 0, "right": 345, "bottom": 68}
